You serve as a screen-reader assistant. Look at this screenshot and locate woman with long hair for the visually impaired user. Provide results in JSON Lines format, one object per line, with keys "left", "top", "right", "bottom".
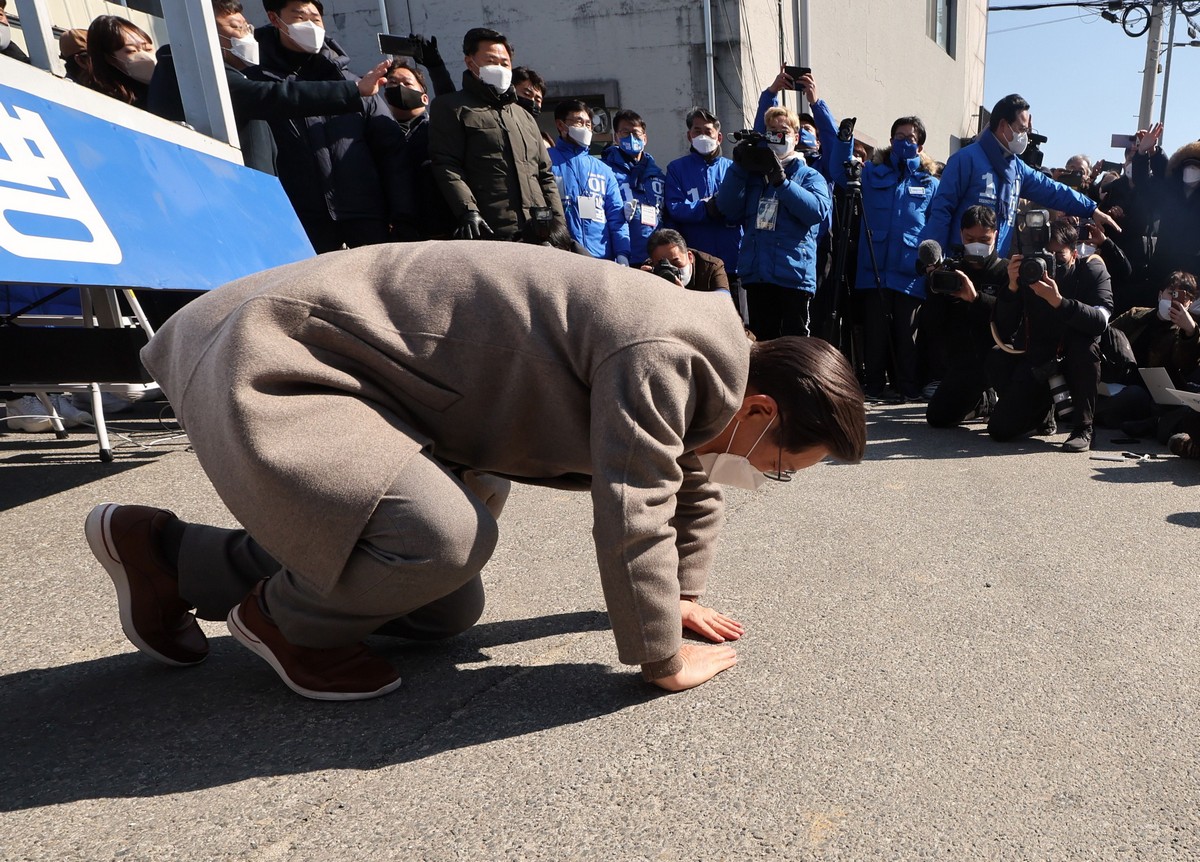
{"left": 86, "top": 15, "right": 156, "bottom": 108}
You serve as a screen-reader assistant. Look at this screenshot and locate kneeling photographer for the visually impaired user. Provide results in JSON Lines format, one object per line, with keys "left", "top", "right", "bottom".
{"left": 922, "top": 206, "right": 1010, "bottom": 427}
{"left": 640, "top": 228, "right": 733, "bottom": 298}
{"left": 986, "top": 213, "right": 1114, "bottom": 451}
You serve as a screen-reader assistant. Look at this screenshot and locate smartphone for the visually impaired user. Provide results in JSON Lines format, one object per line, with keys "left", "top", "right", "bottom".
{"left": 1110, "top": 133, "right": 1137, "bottom": 150}
{"left": 1096, "top": 159, "right": 1123, "bottom": 173}
{"left": 378, "top": 33, "right": 424, "bottom": 63}
{"left": 1060, "top": 170, "right": 1084, "bottom": 189}
{"left": 784, "top": 65, "right": 812, "bottom": 88}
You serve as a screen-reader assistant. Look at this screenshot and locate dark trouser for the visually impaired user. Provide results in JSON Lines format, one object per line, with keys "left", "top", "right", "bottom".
{"left": 745, "top": 283, "right": 812, "bottom": 339}
{"left": 987, "top": 340, "right": 1101, "bottom": 440}
{"left": 177, "top": 461, "right": 509, "bottom": 648}
{"left": 862, "top": 289, "right": 922, "bottom": 395}
{"left": 301, "top": 217, "right": 390, "bottom": 255}
{"left": 926, "top": 346, "right": 990, "bottom": 427}
{"left": 1095, "top": 384, "right": 1154, "bottom": 428}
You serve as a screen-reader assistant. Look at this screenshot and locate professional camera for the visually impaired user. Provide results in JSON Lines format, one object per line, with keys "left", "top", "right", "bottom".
{"left": 651, "top": 258, "right": 684, "bottom": 285}
{"left": 1047, "top": 361, "right": 1076, "bottom": 424}
{"left": 1058, "top": 169, "right": 1086, "bottom": 190}
{"left": 928, "top": 258, "right": 967, "bottom": 296}
{"left": 1016, "top": 209, "right": 1056, "bottom": 288}
{"left": 732, "top": 129, "right": 766, "bottom": 144}
{"left": 842, "top": 157, "right": 863, "bottom": 183}
{"left": 522, "top": 206, "right": 556, "bottom": 243}
{"left": 1019, "top": 131, "right": 1048, "bottom": 169}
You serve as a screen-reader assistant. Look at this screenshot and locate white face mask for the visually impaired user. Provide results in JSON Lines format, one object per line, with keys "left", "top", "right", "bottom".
{"left": 284, "top": 19, "right": 324, "bottom": 54}
{"left": 1159, "top": 298, "right": 1175, "bottom": 321}
{"left": 566, "top": 125, "right": 592, "bottom": 148}
{"left": 0, "top": 23, "right": 11, "bottom": 52}
{"left": 478, "top": 64, "right": 512, "bottom": 92}
{"left": 227, "top": 32, "right": 260, "bottom": 66}
{"left": 1183, "top": 165, "right": 1200, "bottom": 187}
{"left": 115, "top": 50, "right": 157, "bottom": 84}
{"left": 1077, "top": 243, "right": 1096, "bottom": 257}
{"left": 1006, "top": 128, "right": 1029, "bottom": 157}
{"left": 678, "top": 261, "right": 694, "bottom": 286}
{"left": 696, "top": 419, "right": 776, "bottom": 491}
{"left": 691, "top": 134, "right": 719, "bottom": 156}
{"left": 768, "top": 139, "right": 793, "bottom": 158}
{"left": 963, "top": 242, "right": 994, "bottom": 260}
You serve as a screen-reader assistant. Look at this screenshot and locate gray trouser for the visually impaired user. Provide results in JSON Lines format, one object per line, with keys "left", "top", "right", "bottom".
{"left": 178, "top": 455, "right": 510, "bottom": 649}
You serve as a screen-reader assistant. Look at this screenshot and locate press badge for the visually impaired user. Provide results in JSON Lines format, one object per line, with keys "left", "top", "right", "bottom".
{"left": 756, "top": 197, "right": 779, "bottom": 231}
{"left": 640, "top": 204, "right": 658, "bottom": 226}
{"left": 909, "top": 186, "right": 926, "bottom": 197}
{"left": 577, "top": 195, "right": 605, "bottom": 223}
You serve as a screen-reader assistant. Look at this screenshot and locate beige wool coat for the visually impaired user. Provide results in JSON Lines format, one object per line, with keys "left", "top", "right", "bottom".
{"left": 141, "top": 241, "right": 750, "bottom": 668}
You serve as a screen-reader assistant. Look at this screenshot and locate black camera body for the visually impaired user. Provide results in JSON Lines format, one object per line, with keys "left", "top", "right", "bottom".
{"left": 732, "top": 129, "right": 765, "bottom": 144}
{"left": 842, "top": 157, "right": 863, "bottom": 182}
{"left": 1019, "top": 132, "right": 1049, "bottom": 169}
{"left": 651, "top": 258, "right": 683, "bottom": 285}
{"left": 1016, "top": 209, "right": 1055, "bottom": 288}
{"left": 928, "top": 259, "right": 966, "bottom": 295}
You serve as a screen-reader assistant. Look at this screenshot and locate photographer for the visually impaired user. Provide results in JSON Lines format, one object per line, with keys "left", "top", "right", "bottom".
{"left": 987, "top": 216, "right": 1113, "bottom": 451}
{"left": 838, "top": 115, "right": 938, "bottom": 402}
{"left": 923, "top": 206, "right": 1010, "bottom": 427}
{"left": 640, "top": 228, "right": 731, "bottom": 298}
{"left": 715, "top": 107, "right": 832, "bottom": 338}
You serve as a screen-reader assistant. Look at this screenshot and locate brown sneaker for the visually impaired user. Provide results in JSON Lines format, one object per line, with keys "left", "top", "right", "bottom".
{"left": 84, "top": 503, "right": 208, "bottom": 666}
{"left": 227, "top": 583, "right": 402, "bottom": 701}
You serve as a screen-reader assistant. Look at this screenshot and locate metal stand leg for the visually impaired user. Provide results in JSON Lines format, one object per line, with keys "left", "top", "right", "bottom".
{"left": 34, "top": 391, "right": 68, "bottom": 439}
{"left": 88, "top": 383, "right": 114, "bottom": 462}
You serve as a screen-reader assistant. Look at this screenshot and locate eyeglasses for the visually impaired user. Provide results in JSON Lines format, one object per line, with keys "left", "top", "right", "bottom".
{"left": 763, "top": 445, "right": 796, "bottom": 483}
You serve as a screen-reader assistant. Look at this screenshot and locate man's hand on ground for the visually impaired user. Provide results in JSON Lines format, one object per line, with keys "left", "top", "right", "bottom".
{"left": 681, "top": 599, "right": 744, "bottom": 643}
{"left": 651, "top": 643, "right": 738, "bottom": 692}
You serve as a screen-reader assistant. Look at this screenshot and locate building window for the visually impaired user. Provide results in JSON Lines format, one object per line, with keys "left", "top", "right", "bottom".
{"left": 927, "top": 0, "right": 955, "bottom": 56}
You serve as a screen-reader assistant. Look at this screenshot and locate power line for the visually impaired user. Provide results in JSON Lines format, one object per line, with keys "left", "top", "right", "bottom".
{"left": 990, "top": 12, "right": 1094, "bottom": 31}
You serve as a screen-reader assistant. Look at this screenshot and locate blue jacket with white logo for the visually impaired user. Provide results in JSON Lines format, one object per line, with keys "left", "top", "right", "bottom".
{"left": 601, "top": 146, "right": 666, "bottom": 262}
{"left": 714, "top": 155, "right": 832, "bottom": 293}
{"left": 549, "top": 138, "right": 631, "bottom": 260}
{"left": 842, "top": 149, "right": 940, "bottom": 299}
{"left": 919, "top": 129, "right": 1097, "bottom": 257}
{"left": 665, "top": 151, "right": 743, "bottom": 273}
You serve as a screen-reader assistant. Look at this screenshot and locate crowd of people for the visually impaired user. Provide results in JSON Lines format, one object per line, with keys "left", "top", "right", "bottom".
{"left": 4, "top": 0, "right": 1200, "bottom": 458}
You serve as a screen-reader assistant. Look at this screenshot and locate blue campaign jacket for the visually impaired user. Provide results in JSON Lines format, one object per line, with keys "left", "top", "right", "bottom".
{"left": 714, "top": 155, "right": 832, "bottom": 293}
{"left": 664, "top": 151, "right": 743, "bottom": 273}
{"left": 601, "top": 146, "right": 666, "bottom": 262}
{"left": 919, "top": 129, "right": 1097, "bottom": 256}
{"left": 754, "top": 90, "right": 840, "bottom": 238}
{"left": 549, "top": 138, "right": 631, "bottom": 260}
{"left": 843, "top": 149, "right": 940, "bottom": 299}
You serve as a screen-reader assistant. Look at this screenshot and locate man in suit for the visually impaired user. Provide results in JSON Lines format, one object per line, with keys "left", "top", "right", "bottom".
{"left": 85, "top": 242, "right": 865, "bottom": 701}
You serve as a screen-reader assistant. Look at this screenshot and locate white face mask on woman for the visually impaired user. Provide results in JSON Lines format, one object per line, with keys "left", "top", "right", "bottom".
{"left": 114, "top": 50, "right": 157, "bottom": 84}
{"left": 0, "top": 23, "right": 11, "bottom": 52}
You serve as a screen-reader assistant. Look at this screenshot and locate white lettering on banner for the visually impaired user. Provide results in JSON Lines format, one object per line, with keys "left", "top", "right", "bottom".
{"left": 0, "top": 104, "right": 123, "bottom": 264}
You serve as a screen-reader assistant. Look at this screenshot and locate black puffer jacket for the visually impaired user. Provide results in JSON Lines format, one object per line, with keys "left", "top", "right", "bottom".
{"left": 245, "top": 27, "right": 398, "bottom": 223}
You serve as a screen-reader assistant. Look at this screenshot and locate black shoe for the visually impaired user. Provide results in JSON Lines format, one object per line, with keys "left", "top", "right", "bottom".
{"left": 1169, "top": 432, "right": 1200, "bottom": 459}
{"left": 864, "top": 387, "right": 903, "bottom": 404}
{"left": 1037, "top": 413, "right": 1058, "bottom": 436}
{"left": 1063, "top": 427, "right": 1093, "bottom": 452}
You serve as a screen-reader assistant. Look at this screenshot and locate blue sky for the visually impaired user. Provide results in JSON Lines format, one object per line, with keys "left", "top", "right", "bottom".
{"left": 984, "top": 3, "right": 1200, "bottom": 169}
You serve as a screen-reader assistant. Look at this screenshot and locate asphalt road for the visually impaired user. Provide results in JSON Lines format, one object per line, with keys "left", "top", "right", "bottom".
{"left": 1, "top": 401, "right": 1197, "bottom": 860}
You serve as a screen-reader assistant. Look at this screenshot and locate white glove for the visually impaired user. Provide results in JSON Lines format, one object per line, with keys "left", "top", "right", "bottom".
{"left": 623, "top": 200, "right": 637, "bottom": 222}
{"left": 615, "top": 255, "right": 630, "bottom": 267}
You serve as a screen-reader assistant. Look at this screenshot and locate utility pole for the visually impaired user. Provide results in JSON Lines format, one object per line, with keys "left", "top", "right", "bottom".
{"left": 1160, "top": 0, "right": 1180, "bottom": 126}
{"left": 1138, "top": 0, "right": 1165, "bottom": 129}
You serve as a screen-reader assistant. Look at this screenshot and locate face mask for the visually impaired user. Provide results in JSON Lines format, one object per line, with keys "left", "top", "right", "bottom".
{"left": 1159, "top": 298, "right": 1175, "bottom": 321}
{"left": 477, "top": 64, "right": 512, "bottom": 92}
{"left": 0, "top": 23, "right": 11, "bottom": 52}
{"left": 678, "top": 261, "right": 694, "bottom": 286}
{"left": 1006, "top": 127, "right": 1029, "bottom": 157}
{"left": 963, "top": 242, "right": 994, "bottom": 263}
{"left": 1183, "top": 165, "right": 1200, "bottom": 187}
{"left": 691, "top": 134, "right": 719, "bottom": 156}
{"left": 798, "top": 129, "right": 818, "bottom": 152}
{"left": 696, "top": 419, "right": 776, "bottom": 491}
{"left": 284, "top": 19, "right": 324, "bottom": 54}
{"left": 115, "top": 50, "right": 157, "bottom": 84}
{"left": 619, "top": 134, "right": 645, "bottom": 156}
{"left": 226, "top": 32, "right": 259, "bottom": 66}
{"left": 516, "top": 96, "right": 540, "bottom": 116}
{"left": 894, "top": 139, "right": 919, "bottom": 161}
{"left": 768, "top": 140, "right": 792, "bottom": 158}
{"left": 385, "top": 84, "right": 425, "bottom": 111}
{"left": 566, "top": 125, "right": 592, "bottom": 148}
{"left": 1077, "top": 243, "right": 1096, "bottom": 257}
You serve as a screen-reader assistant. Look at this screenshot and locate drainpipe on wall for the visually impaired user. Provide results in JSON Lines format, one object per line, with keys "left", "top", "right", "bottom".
{"left": 702, "top": 0, "right": 716, "bottom": 114}
{"left": 793, "top": 0, "right": 810, "bottom": 111}
{"left": 378, "top": 0, "right": 390, "bottom": 34}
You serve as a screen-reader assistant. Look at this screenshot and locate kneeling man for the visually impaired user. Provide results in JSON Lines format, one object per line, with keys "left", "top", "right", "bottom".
{"left": 86, "top": 242, "right": 865, "bottom": 700}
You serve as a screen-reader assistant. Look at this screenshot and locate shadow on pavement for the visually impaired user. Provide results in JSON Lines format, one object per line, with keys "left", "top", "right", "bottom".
{"left": 0, "top": 611, "right": 649, "bottom": 811}
{"left": 1166, "top": 512, "right": 1200, "bottom": 528}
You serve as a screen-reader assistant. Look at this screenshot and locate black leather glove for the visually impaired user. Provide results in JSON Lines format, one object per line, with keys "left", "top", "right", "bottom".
{"left": 704, "top": 196, "right": 722, "bottom": 220}
{"left": 765, "top": 153, "right": 786, "bottom": 187}
{"left": 454, "top": 211, "right": 494, "bottom": 240}
{"left": 731, "top": 139, "right": 757, "bottom": 171}
{"left": 417, "top": 34, "right": 443, "bottom": 68}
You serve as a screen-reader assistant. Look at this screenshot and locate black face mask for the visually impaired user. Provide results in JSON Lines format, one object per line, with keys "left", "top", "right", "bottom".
{"left": 385, "top": 84, "right": 425, "bottom": 111}
{"left": 516, "top": 96, "right": 540, "bottom": 117}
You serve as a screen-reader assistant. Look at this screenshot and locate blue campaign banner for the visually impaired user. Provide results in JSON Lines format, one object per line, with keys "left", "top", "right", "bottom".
{"left": 0, "top": 74, "right": 315, "bottom": 291}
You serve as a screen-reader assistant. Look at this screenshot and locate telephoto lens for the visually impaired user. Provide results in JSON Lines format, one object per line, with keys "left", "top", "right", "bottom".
{"left": 1047, "top": 368, "right": 1075, "bottom": 423}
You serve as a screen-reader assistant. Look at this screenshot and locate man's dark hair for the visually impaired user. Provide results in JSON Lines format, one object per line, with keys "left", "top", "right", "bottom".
{"left": 891, "top": 115, "right": 927, "bottom": 146}
{"left": 263, "top": 0, "right": 323, "bottom": 14}
{"left": 511, "top": 66, "right": 545, "bottom": 93}
{"left": 387, "top": 59, "right": 428, "bottom": 92}
{"left": 1049, "top": 216, "right": 1079, "bottom": 248}
{"left": 748, "top": 337, "right": 866, "bottom": 464}
{"left": 554, "top": 99, "right": 589, "bottom": 122}
{"left": 797, "top": 112, "right": 816, "bottom": 130}
{"left": 961, "top": 205, "right": 997, "bottom": 231}
{"left": 213, "top": 0, "right": 244, "bottom": 15}
{"left": 647, "top": 228, "right": 687, "bottom": 255}
{"left": 988, "top": 94, "right": 1030, "bottom": 132}
{"left": 1166, "top": 271, "right": 1198, "bottom": 297}
{"left": 685, "top": 106, "right": 719, "bottom": 131}
{"left": 613, "top": 109, "right": 646, "bottom": 133}
{"left": 0, "top": 0, "right": 8, "bottom": 9}
{"left": 463, "top": 27, "right": 511, "bottom": 58}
